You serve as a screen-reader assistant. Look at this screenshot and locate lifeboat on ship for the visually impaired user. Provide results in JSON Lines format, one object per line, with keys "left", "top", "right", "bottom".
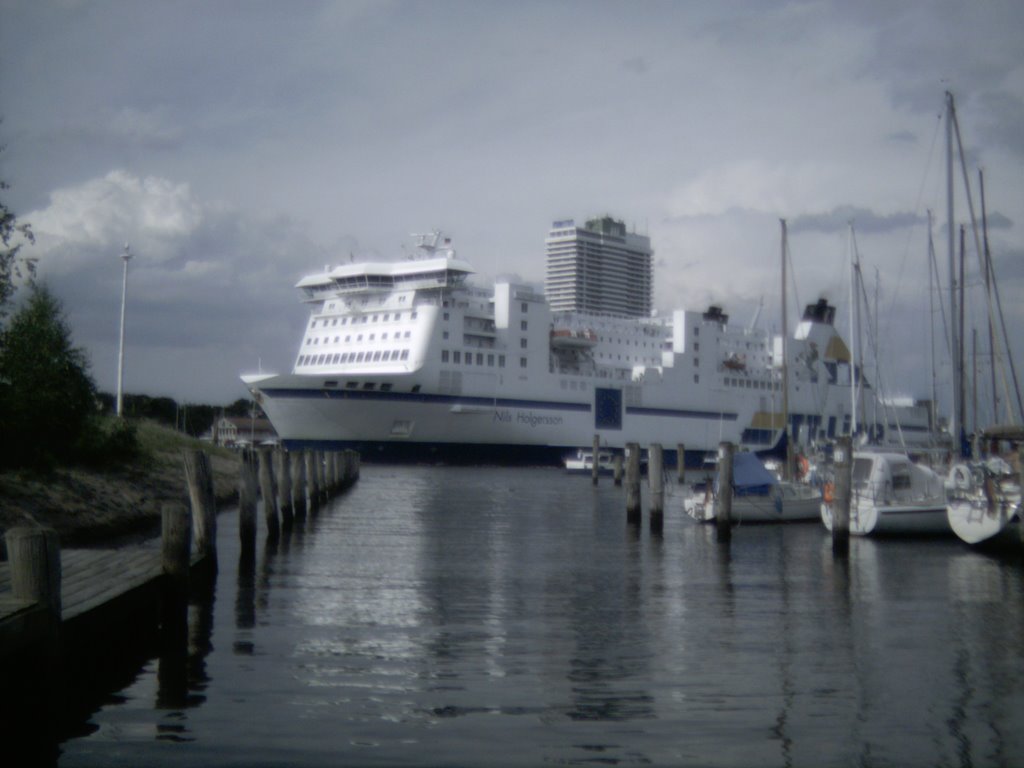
{"left": 551, "top": 327, "right": 598, "bottom": 349}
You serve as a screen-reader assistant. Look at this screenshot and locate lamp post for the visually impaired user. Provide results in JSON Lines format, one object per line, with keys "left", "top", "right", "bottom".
{"left": 116, "top": 244, "right": 132, "bottom": 417}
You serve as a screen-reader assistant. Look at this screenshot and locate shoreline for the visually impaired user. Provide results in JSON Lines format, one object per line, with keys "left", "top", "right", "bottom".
{"left": 0, "top": 420, "right": 241, "bottom": 553}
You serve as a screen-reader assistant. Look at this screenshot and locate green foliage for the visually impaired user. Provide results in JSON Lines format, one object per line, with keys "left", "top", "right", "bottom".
{"left": 0, "top": 284, "right": 99, "bottom": 467}
{"left": 1, "top": 155, "right": 36, "bottom": 321}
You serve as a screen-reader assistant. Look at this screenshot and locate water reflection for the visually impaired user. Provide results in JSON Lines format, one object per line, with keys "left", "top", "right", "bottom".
{"left": 57, "top": 467, "right": 1024, "bottom": 767}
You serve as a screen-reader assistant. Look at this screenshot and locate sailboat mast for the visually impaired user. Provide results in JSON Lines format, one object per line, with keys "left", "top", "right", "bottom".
{"left": 946, "top": 91, "right": 960, "bottom": 454}
{"left": 927, "top": 210, "right": 938, "bottom": 433}
{"left": 780, "top": 219, "right": 792, "bottom": 479}
{"left": 848, "top": 223, "right": 858, "bottom": 438}
{"left": 980, "top": 169, "right": 998, "bottom": 426}
{"left": 958, "top": 224, "right": 967, "bottom": 442}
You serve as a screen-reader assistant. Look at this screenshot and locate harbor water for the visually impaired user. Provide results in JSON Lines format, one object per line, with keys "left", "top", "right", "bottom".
{"left": 57, "top": 465, "right": 1024, "bottom": 766}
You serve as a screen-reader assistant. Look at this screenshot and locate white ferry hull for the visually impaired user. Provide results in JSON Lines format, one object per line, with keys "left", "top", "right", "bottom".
{"left": 247, "top": 373, "right": 745, "bottom": 464}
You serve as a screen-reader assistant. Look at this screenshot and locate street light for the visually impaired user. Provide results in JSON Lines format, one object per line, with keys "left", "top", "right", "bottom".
{"left": 116, "top": 243, "right": 132, "bottom": 417}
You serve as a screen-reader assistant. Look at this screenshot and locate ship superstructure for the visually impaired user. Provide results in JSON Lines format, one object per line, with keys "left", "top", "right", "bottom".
{"left": 243, "top": 229, "right": 938, "bottom": 464}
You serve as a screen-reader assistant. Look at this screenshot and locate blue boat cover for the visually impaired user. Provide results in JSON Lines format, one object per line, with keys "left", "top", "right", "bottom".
{"left": 716, "top": 452, "right": 778, "bottom": 496}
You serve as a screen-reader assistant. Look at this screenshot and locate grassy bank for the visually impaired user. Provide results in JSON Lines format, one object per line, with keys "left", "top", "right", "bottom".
{"left": 0, "top": 419, "right": 241, "bottom": 549}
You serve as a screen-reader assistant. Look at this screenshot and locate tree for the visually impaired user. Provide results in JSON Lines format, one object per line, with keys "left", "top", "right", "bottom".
{"left": 0, "top": 158, "right": 36, "bottom": 321}
{"left": 0, "top": 284, "right": 97, "bottom": 467}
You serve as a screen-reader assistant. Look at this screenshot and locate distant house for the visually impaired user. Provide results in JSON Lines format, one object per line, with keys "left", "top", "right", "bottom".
{"left": 214, "top": 416, "right": 278, "bottom": 448}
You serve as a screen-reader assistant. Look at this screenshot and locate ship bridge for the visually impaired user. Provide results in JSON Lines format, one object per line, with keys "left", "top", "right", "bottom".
{"left": 297, "top": 256, "right": 474, "bottom": 302}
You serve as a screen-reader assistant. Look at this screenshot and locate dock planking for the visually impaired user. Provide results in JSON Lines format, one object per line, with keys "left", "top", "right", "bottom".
{"left": 0, "top": 545, "right": 192, "bottom": 624}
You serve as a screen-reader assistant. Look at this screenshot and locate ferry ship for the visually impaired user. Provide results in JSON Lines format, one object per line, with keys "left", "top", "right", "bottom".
{"left": 242, "top": 230, "right": 938, "bottom": 465}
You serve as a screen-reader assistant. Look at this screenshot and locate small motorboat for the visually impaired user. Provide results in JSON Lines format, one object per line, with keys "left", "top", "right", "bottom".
{"left": 564, "top": 448, "right": 615, "bottom": 475}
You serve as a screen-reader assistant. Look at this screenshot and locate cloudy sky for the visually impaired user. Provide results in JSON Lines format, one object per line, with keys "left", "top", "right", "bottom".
{"left": 1, "top": 1, "right": 1022, "bottom": 425}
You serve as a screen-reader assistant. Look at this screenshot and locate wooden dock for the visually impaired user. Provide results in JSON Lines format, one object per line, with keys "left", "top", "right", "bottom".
{"left": 0, "top": 446, "right": 361, "bottom": 665}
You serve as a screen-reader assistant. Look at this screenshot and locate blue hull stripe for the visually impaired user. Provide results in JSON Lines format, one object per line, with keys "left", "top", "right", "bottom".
{"left": 627, "top": 406, "right": 738, "bottom": 421}
{"left": 261, "top": 387, "right": 591, "bottom": 413}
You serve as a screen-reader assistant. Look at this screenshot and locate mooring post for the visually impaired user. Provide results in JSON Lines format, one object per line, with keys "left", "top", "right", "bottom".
{"left": 677, "top": 443, "right": 686, "bottom": 485}
{"left": 258, "top": 447, "right": 280, "bottom": 542}
{"left": 305, "top": 449, "right": 320, "bottom": 512}
{"left": 626, "top": 442, "right": 642, "bottom": 524}
{"left": 329, "top": 451, "right": 340, "bottom": 495}
{"left": 4, "top": 526, "right": 62, "bottom": 741}
{"left": 291, "top": 450, "right": 307, "bottom": 519}
{"left": 613, "top": 453, "right": 623, "bottom": 486}
{"left": 276, "top": 448, "right": 293, "bottom": 528}
{"left": 650, "top": 443, "right": 664, "bottom": 532}
{"left": 238, "top": 449, "right": 258, "bottom": 554}
{"left": 318, "top": 450, "right": 328, "bottom": 500}
{"left": 592, "top": 434, "right": 601, "bottom": 485}
{"left": 832, "top": 437, "right": 852, "bottom": 555}
{"left": 160, "top": 502, "right": 191, "bottom": 628}
{"left": 182, "top": 449, "right": 218, "bottom": 569}
{"left": 715, "top": 441, "right": 734, "bottom": 543}
{"left": 5, "top": 526, "right": 61, "bottom": 626}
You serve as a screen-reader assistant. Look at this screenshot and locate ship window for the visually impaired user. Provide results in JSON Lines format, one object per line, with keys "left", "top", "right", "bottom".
{"left": 411, "top": 311, "right": 418, "bottom": 319}
{"left": 476, "top": 353, "right": 483, "bottom": 365}
{"left": 499, "top": 355, "right": 506, "bottom": 368}
{"left": 442, "top": 331, "right": 448, "bottom": 340}
{"left": 442, "top": 350, "right": 449, "bottom": 362}
{"left": 346, "top": 381, "right": 358, "bottom": 389}
{"left": 356, "top": 352, "right": 365, "bottom": 362}
{"left": 453, "top": 351, "right": 461, "bottom": 363}
{"left": 332, "top": 318, "right": 338, "bottom": 326}
{"left": 487, "top": 354, "right": 494, "bottom": 366}
{"left": 521, "top": 302, "right": 528, "bottom": 313}
{"left": 382, "top": 333, "right": 388, "bottom": 340}
{"left": 324, "top": 380, "right": 338, "bottom": 388}
{"left": 404, "top": 331, "right": 411, "bottom": 338}
{"left": 373, "top": 315, "right": 379, "bottom": 322}
{"left": 306, "top": 339, "right": 311, "bottom": 345}
{"left": 520, "top": 338, "right": 527, "bottom": 349}
{"left": 363, "top": 382, "right": 376, "bottom": 390}
{"left": 521, "top": 320, "right": 528, "bottom": 331}
{"left": 332, "top": 353, "right": 340, "bottom": 363}
{"left": 334, "top": 336, "right": 340, "bottom": 343}
{"left": 694, "top": 357, "right": 698, "bottom": 366}
{"left": 694, "top": 328, "right": 699, "bottom": 337}
{"left": 411, "top": 384, "right": 420, "bottom": 393}
{"left": 345, "top": 335, "right": 351, "bottom": 342}
{"left": 341, "top": 318, "right": 348, "bottom": 325}
{"left": 443, "top": 312, "right": 449, "bottom": 321}
{"left": 520, "top": 357, "right": 527, "bottom": 368}
{"left": 400, "top": 350, "right": 409, "bottom": 360}
{"left": 373, "top": 351, "right": 382, "bottom": 361}
{"left": 381, "top": 383, "right": 393, "bottom": 392}
{"left": 694, "top": 374, "right": 699, "bottom": 383}
{"left": 369, "top": 334, "right": 375, "bottom": 341}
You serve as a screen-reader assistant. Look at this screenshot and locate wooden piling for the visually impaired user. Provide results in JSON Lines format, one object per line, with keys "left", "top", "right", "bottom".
{"left": 677, "top": 443, "right": 686, "bottom": 485}
{"left": 592, "top": 434, "right": 601, "bottom": 486}
{"left": 649, "top": 443, "right": 664, "bottom": 532}
{"left": 715, "top": 442, "right": 734, "bottom": 543}
{"left": 626, "top": 442, "right": 642, "bottom": 524}
{"left": 832, "top": 437, "right": 852, "bottom": 556}
{"left": 1018, "top": 447, "right": 1023, "bottom": 547}
{"left": 317, "top": 450, "right": 328, "bottom": 499}
{"left": 160, "top": 502, "right": 190, "bottom": 629}
{"left": 238, "top": 448, "right": 258, "bottom": 554}
{"left": 291, "top": 450, "right": 307, "bottom": 518}
{"left": 613, "top": 453, "right": 623, "bottom": 486}
{"left": 182, "top": 449, "right": 218, "bottom": 568}
{"left": 305, "top": 449, "right": 320, "bottom": 511}
{"left": 258, "top": 447, "right": 280, "bottom": 542}
{"left": 5, "top": 527, "right": 61, "bottom": 624}
{"left": 276, "top": 448, "right": 294, "bottom": 527}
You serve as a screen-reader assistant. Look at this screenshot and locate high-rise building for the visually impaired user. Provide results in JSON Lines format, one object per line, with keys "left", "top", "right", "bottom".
{"left": 545, "top": 216, "right": 653, "bottom": 317}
